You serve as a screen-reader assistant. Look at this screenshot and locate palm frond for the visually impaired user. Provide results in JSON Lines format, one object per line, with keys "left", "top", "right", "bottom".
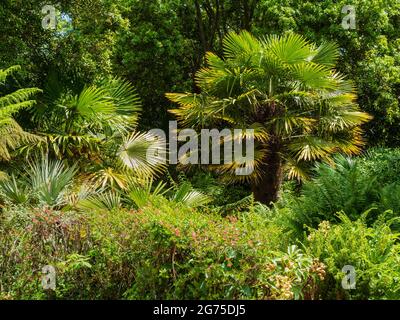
{"left": 73, "top": 86, "right": 115, "bottom": 116}
{"left": 99, "top": 77, "right": 142, "bottom": 125}
{"left": 289, "top": 137, "right": 335, "bottom": 162}
{"left": 264, "top": 33, "right": 312, "bottom": 65}
{"left": 311, "top": 41, "right": 339, "bottom": 67}
{"left": 167, "top": 32, "right": 371, "bottom": 189}
{"left": 26, "top": 156, "right": 77, "bottom": 207}
{"left": 77, "top": 191, "right": 122, "bottom": 211}
{"left": 0, "top": 66, "right": 42, "bottom": 161}
{"left": 118, "top": 131, "right": 167, "bottom": 178}
{"left": 128, "top": 179, "right": 169, "bottom": 208}
{"left": 0, "top": 65, "right": 21, "bottom": 83}
{"left": 171, "top": 182, "right": 212, "bottom": 207}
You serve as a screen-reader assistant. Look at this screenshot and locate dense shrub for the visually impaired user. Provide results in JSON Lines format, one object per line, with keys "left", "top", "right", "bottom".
{"left": 357, "top": 148, "right": 400, "bottom": 186}
{"left": 1, "top": 0, "right": 399, "bottom": 301}
{"left": 189, "top": 172, "right": 251, "bottom": 208}
{"left": 274, "top": 149, "right": 400, "bottom": 238}
{"left": 305, "top": 212, "right": 400, "bottom": 300}
{"left": 0, "top": 206, "right": 92, "bottom": 299}
{"left": 0, "top": 200, "right": 324, "bottom": 300}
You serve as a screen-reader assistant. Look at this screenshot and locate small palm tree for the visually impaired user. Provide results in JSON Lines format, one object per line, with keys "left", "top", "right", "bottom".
{"left": 26, "top": 156, "right": 77, "bottom": 207}
{"left": 0, "top": 66, "right": 41, "bottom": 164}
{"left": 31, "top": 76, "right": 142, "bottom": 160}
{"left": 0, "top": 155, "right": 77, "bottom": 207}
{"left": 167, "top": 31, "right": 372, "bottom": 205}
{"left": 29, "top": 76, "right": 166, "bottom": 189}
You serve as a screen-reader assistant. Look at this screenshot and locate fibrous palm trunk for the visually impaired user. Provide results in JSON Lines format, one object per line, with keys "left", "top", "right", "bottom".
{"left": 251, "top": 143, "right": 283, "bottom": 205}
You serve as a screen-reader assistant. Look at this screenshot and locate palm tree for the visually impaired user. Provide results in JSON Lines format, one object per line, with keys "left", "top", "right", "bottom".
{"left": 30, "top": 76, "right": 142, "bottom": 160}
{"left": 167, "top": 31, "right": 372, "bottom": 205}
{"left": 28, "top": 76, "right": 166, "bottom": 189}
{"left": 0, "top": 66, "right": 41, "bottom": 165}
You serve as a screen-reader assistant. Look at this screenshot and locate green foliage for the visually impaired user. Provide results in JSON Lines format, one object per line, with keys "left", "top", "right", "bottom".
{"left": 0, "top": 175, "right": 29, "bottom": 205}
{"left": 283, "top": 155, "right": 377, "bottom": 232}
{"left": 170, "top": 181, "right": 212, "bottom": 208}
{"left": 127, "top": 179, "right": 170, "bottom": 208}
{"left": 274, "top": 149, "right": 400, "bottom": 237}
{"left": 254, "top": 0, "right": 400, "bottom": 146}
{"left": 0, "top": 1, "right": 53, "bottom": 83}
{"left": 190, "top": 172, "right": 252, "bottom": 207}
{"left": 1, "top": 0, "right": 400, "bottom": 301}
{"left": 2, "top": 0, "right": 399, "bottom": 146}
{"left": 167, "top": 31, "right": 371, "bottom": 206}
{"left": 305, "top": 213, "right": 400, "bottom": 300}
{"left": 76, "top": 191, "right": 122, "bottom": 211}
{"left": 118, "top": 131, "right": 167, "bottom": 179}
{"left": 0, "top": 207, "right": 94, "bottom": 299}
{"left": 30, "top": 77, "right": 141, "bottom": 160}
{"left": 0, "top": 66, "right": 42, "bottom": 162}
{"left": 26, "top": 157, "right": 77, "bottom": 207}
{"left": 21, "top": 75, "right": 168, "bottom": 191}
{"left": 0, "top": 202, "right": 323, "bottom": 300}
{"left": 358, "top": 148, "right": 400, "bottom": 185}
{"left": 0, "top": 156, "right": 77, "bottom": 208}
{"left": 127, "top": 179, "right": 211, "bottom": 209}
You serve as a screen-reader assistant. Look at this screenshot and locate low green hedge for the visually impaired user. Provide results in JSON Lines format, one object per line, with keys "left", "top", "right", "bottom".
{"left": 2, "top": 198, "right": 399, "bottom": 300}
{"left": 0, "top": 199, "right": 323, "bottom": 300}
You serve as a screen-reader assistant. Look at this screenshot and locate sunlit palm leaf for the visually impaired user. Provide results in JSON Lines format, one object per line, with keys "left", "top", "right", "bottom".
{"left": 171, "top": 182, "right": 212, "bottom": 207}
{"left": 77, "top": 191, "right": 122, "bottom": 211}
{"left": 89, "top": 167, "right": 128, "bottom": 190}
{"left": 118, "top": 131, "right": 167, "bottom": 178}
{"left": 0, "top": 174, "right": 29, "bottom": 204}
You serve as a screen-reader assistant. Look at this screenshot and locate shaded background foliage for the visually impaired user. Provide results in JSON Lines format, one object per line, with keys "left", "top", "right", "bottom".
{"left": 2, "top": 0, "right": 398, "bottom": 143}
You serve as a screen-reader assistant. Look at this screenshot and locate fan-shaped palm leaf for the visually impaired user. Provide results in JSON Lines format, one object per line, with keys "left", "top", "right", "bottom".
{"left": 77, "top": 191, "right": 122, "bottom": 211}
{"left": 118, "top": 131, "right": 167, "bottom": 178}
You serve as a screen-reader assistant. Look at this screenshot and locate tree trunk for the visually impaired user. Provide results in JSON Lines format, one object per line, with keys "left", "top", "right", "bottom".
{"left": 194, "top": 0, "right": 207, "bottom": 54}
{"left": 251, "top": 145, "right": 283, "bottom": 206}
